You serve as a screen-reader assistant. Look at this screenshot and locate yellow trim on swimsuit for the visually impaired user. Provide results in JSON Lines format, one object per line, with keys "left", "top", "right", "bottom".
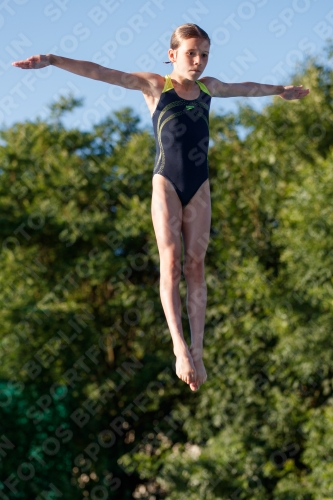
{"left": 196, "top": 80, "right": 211, "bottom": 96}
{"left": 162, "top": 74, "right": 174, "bottom": 93}
{"left": 162, "top": 74, "right": 211, "bottom": 96}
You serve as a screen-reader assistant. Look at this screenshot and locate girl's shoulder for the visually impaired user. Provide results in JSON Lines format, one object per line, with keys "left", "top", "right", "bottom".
{"left": 131, "top": 72, "right": 165, "bottom": 86}
{"left": 198, "top": 76, "right": 216, "bottom": 94}
{"left": 131, "top": 72, "right": 166, "bottom": 95}
{"left": 198, "top": 77, "right": 228, "bottom": 98}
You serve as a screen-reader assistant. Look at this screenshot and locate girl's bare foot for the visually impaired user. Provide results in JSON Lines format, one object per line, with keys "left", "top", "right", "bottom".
{"left": 189, "top": 346, "right": 207, "bottom": 391}
{"left": 175, "top": 350, "right": 197, "bottom": 389}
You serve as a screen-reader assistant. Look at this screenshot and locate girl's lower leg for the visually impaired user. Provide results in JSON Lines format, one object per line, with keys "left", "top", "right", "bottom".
{"left": 184, "top": 269, "right": 208, "bottom": 389}
{"left": 159, "top": 259, "right": 197, "bottom": 387}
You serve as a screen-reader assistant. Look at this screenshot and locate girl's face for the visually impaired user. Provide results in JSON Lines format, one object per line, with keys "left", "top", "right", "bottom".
{"left": 168, "top": 37, "right": 210, "bottom": 80}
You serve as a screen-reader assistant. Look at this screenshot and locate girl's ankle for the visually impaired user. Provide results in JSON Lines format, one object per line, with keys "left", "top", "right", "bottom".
{"left": 190, "top": 345, "right": 203, "bottom": 358}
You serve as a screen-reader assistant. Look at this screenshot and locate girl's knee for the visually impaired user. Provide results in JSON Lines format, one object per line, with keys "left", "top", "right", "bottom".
{"left": 160, "top": 254, "right": 182, "bottom": 282}
{"left": 183, "top": 257, "right": 205, "bottom": 281}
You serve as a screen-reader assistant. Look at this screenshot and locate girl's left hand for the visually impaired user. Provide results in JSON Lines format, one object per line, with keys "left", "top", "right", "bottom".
{"left": 279, "top": 85, "right": 310, "bottom": 100}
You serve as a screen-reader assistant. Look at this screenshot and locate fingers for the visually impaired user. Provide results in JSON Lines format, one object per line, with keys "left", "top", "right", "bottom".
{"left": 287, "top": 86, "right": 310, "bottom": 99}
{"left": 293, "top": 90, "right": 309, "bottom": 100}
{"left": 12, "top": 55, "right": 41, "bottom": 68}
{"left": 12, "top": 58, "right": 30, "bottom": 67}
{"left": 12, "top": 60, "right": 31, "bottom": 69}
{"left": 279, "top": 84, "right": 310, "bottom": 100}
{"left": 12, "top": 56, "right": 47, "bottom": 70}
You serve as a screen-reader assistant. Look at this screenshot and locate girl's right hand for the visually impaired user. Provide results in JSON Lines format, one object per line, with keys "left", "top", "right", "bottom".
{"left": 12, "top": 54, "right": 50, "bottom": 69}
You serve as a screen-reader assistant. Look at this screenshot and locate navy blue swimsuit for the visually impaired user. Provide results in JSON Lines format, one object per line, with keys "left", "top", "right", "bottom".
{"left": 152, "top": 74, "right": 212, "bottom": 207}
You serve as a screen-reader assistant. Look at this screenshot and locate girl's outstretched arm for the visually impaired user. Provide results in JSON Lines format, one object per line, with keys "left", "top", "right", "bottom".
{"left": 12, "top": 54, "right": 160, "bottom": 93}
{"left": 201, "top": 77, "right": 310, "bottom": 100}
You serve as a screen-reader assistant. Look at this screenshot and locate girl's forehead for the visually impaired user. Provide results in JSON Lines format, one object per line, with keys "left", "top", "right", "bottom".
{"left": 179, "top": 37, "right": 210, "bottom": 50}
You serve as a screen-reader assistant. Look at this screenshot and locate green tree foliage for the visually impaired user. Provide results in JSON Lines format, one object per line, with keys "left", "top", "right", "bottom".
{"left": 1, "top": 52, "right": 333, "bottom": 499}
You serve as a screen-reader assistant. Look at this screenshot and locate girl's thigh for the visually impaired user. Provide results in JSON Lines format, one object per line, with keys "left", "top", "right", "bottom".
{"left": 181, "top": 179, "right": 211, "bottom": 263}
{"left": 151, "top": 174, "right": 183, "bottom": 257}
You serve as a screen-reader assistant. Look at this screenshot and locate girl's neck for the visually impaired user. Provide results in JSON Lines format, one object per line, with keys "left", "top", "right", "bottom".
{"left": 169, "top": 72, "right": 197, "bottom": 90}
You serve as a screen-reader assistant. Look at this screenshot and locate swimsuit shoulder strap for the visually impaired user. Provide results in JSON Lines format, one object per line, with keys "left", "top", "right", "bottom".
{"left": 162, "top": 75, "right": 211, "bottom": 96}
{"left": 196, "top": 80, "right": 211, "bottom": 96}
{"left": 162, "top": 74, "right": 174, "bottom": 93}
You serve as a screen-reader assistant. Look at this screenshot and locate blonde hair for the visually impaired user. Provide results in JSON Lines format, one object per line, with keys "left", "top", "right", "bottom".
{"left": 164, "top": 23, "right": 210, "bottom": 63}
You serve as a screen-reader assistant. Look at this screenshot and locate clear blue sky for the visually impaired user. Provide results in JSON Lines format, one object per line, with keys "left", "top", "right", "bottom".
{"left": 1, "top": 0, "right": 331, "bottom": 130}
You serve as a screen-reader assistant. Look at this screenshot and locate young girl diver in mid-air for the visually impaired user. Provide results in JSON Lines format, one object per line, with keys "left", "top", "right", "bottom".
{"left": 13, "top": 24, "right": 309, "bottom": 392}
